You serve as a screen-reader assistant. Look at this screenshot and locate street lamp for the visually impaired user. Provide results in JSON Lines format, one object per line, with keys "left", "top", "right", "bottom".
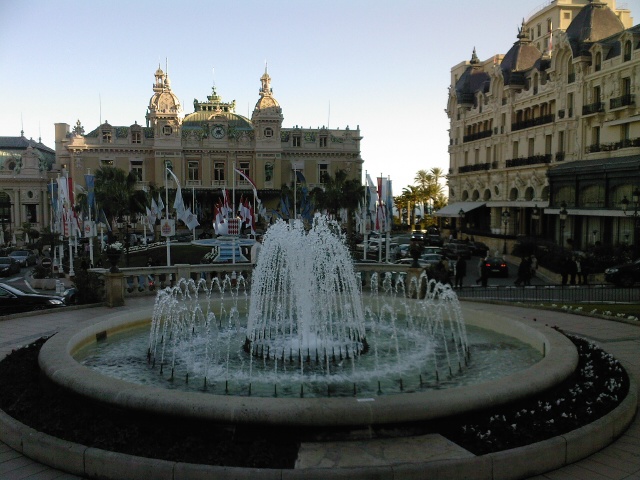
{"left": 531, "top": 204, "right": 540, "bottom": 249}
{"left": 502, "top": 210, "right": 510, "bottom": 255}
{"left": 458, "top": 208, "right": 465, "bottom": 240}
{"left": 621, "top": 187, "right": 640, "bottom": 252}
{"left": 559, "top": 201, "right": 568, "bottom": 251}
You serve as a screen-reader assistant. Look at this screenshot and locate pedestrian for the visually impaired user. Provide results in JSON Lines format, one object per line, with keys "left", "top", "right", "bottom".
{"left": 455, "top": 255, "right": 466, "bottom": 288}
{"left": 515, "top": 256, "right": 532, "bottom": 286}
{"left": 560, "top": 256, "right": 569, "bottom": 285}
{"left": 530, "top": 255, "right": 538, "bottom": 277}
{"left": 476, "top": 257, "right": 489, "bottom": 287}
{"left": 568, "top": 256, "right": 578, "bottom": 285}
{"left": 575, "top": 255, "right": 584, "bottom": 285}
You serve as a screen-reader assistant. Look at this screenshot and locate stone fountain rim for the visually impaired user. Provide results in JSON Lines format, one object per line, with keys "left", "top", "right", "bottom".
{"left": 38, "top": 302, "right": 579, "bottom": 427}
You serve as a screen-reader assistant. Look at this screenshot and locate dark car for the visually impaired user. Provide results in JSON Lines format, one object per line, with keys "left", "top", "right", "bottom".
{"left": 426, "top": 235, "right": 444, "bottom": 246}
{"left": 467, "top": 241, "right": 489, "bottom": 257}
{"left": 0, "top": 257, "right": 21, "bottom": 276}
{"left": 443, "top": 242, "right": 471, "bottom": 259}
{"left": 483, "top": 257, "right": 509, "bottom": 277}
{"left": 604, "top": 259, "right": 640, "bottom": 287}
{"left": 8, "top": 250, "right": 37, "bottom": 267}
{"left": 0, "top": 282, "right": 66, "bottom": 315}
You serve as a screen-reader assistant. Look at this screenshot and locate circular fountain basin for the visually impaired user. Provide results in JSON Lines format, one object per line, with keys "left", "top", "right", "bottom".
{"left": 39, "top": 303, "right": 578, "bottom": 428}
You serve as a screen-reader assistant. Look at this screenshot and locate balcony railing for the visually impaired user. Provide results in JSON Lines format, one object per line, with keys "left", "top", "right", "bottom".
{"left": 582, "top": 102, "right": 605, "bottom": 115}
{"left": 511, "top": 114, "right": 556, "bottom": 132}
{"left": 462, "top": 130, "right": 492, "bottom": 143}
{"left": 610, "top": 94, "right": 635, "bottom": 110}
{"left": 459, "top": 163, "right": 490, "bottom": 173}
{"left": 505, "top": 154, "right": 552, "bottom": 168}
{"left": 587, "top": 137, "right": 640, "bottom": 153}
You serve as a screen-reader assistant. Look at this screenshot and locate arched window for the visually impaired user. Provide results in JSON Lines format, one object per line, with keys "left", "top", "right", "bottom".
{"left": 595, "top": 52, "right": 602, "bottom": 71}
{"left": 624, "top": 41, "right": 632, "bottom": 62}
{"left": 567, "top": 59, "right": 575, "bottom": 83}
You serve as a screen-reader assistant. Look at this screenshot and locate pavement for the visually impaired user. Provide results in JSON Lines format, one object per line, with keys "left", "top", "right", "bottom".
{"left": 1, "top": 297, "right": 639, "bottom": 479}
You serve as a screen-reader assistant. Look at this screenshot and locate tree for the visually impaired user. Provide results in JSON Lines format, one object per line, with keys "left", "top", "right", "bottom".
{"left": 94, "top": 166, "right": 147, "bottom": 237}
{"left": 313, "top": 169, "right": 364, "bottom": 246}
{"left": 401, "top": 186, "right": 421, "bottom": 227}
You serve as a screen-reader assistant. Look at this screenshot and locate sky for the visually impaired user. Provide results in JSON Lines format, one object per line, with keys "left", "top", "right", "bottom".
{"left": 0, "top": 0, "right": 569, "bottom": 193}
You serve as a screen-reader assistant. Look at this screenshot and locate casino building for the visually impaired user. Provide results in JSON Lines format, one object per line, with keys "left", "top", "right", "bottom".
{"left": 54, "top": 66, "right": 363, "bottom": 230}
{"left": 443, "top": 0, "right": 639, "bottom": 253}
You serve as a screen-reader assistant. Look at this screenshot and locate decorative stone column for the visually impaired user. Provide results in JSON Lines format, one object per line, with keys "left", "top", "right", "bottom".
{"left": 105, "top": 272, "right": 125, "bottom": 307}
{"left": 175, "top": 264, "right": 192, "bottom": 282}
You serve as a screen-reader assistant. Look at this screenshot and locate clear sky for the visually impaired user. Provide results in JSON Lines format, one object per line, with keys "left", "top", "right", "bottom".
{"left": 0, "top": 0, "right": 566, "bottom": 193}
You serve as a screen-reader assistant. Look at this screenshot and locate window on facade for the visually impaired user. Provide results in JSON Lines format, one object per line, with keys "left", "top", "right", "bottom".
{"left": 593, "top": 126, "right": 600, "bottom": 146}
{"left": 545, "top": 135, "right": 552, "bottom": 155}
{"left": 319, "top": 136, "right": 327, "bottom": 147}
{"left": 25, "top": 204, "right": 37, "bottom": 223}
{"left": 513, "top": 141, "right": 519, "bottom": 158}
{"left": 568, "top": 93, "right": 574, "bottom": 117}
{"left": 188, "top": 161, "right": 199, "bottom": 181}
{"left": 624, "top": 41, "right": 632, "bottom": 62}
{"left": 622, "top": 77, "right": 631, "bottom": 96}
{"left": 567, "top": 60, "right": 575, "bottom": 83}
{"left": 595, "top": 52, "right": 602, "bottom": 71}
{"left": 464, "top": 151, "right": 469, "bottom": 166}
{"left": 102, "top": 130, "right": 112, "bottom": 143}
{"left": 537, "top": 24, "right": 541, "bottom": 37}
{"left": 564, "top": 12, "right": 571, "bottom": 20}
{"left": 528, "top": 138, "right": 535, "bottom": 157}
{"left": 621, "top": 123, "right": 630, "bottom": 141}
{"left": 486, "top": 146, "right": 491, "bottom": 163}
{"left": 101, "top": 159, "right": 114, "bottom": 167}
{"left": 163, "top": 125, "right": 172, "bottom": 135}
{"left": 130, "top": 161, "right": 143, "bottom": 181}
{"left": 238, "top": 161, "right": 250, "bottom": 184}
{"left": 293, "top": 135, "right": 301, "bottom": 147}
{"left": 214, "top": 162, "right": 225, "bottom": 183}
{"left": 558, "top": 131, "right": 565, "bottom": 154}
{"left": 132, "top": 131, "right": 141, "bottom": 144}
{"left": 593, "top": 85, "right": 601, "bottom": 104}
{"left": 318, "top": 164, "right": 329, "bottom": 183}
{"left": 474, "top": 149, "right": 480, "bottom": 164}
{"left": 264, "top": 127, "right": 273, "bottom": 138}
{"left": 547, "top": 19, "right": 552, "bottom": 33}
{"left": 265, "top": 163, "right": 273, "bottom": 182}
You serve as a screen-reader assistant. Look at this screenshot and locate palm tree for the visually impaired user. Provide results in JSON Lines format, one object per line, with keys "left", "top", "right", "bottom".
{"left": 401, "top": 186, "right": 421, "bottom": 227}
{"left": 313, "top": 169, "right": 364, "bottom": 246}
{"left": 94, "top": 166, "right": 147, "bottom": 239}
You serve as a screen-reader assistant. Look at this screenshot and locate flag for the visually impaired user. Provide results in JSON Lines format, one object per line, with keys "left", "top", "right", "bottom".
{"left": 280, "top": 195, "right": 290, "bottom": 219}
{"left": 47, "top": 181, "right": 59, "bottom": 233}
{"left": 385, "top": 178, "right": 394, "bottom": 232}
{"left": 295, "top": 170, "right": 306, "bottom": 184}
{"left": 167, "top": 168, "right": 186, "bottom": 220}
{"left": 146, "top": 206, "right": 155, "bottom": 229}
{"left": 157, "top": 194, "right": 165, "bottom": 216}
{"left": 84, "top": 174, "right": 95, "bottom": 216}
{"left": 234, "top": 168, "right": 257, "bottom": 193}
{"left": 97, "top": 209, "right": 112, "bottom": 231}
{"left": 182, "top": 208, "right": 200, "bottom": 231}
{"left": 247, "top": 201, "right": 256, "bottom": 234}
{"left": 222, "top": 190, "right": 232, "bottom": 217}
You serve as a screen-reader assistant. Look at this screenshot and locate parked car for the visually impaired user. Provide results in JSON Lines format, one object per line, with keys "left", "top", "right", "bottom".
{"left": 419, "top": 253, "right": 447, "bottom": 267}
{"left": 467, "top": 241, "right": 489, "bottom": 257}
{"left": 8, "top": 250, "right": 37, "bottom": 267}
{"left": 426, "top": 234, "right": 444, "bottom": 246}
{"left": 604, "top": 259, "right": 640, "bottom": 287}
{"left": 0, "top": 257, "right": 21, "bottom": 276}
{"left": 443, "top": 243, "right": 471, "bottom": 259}
{"left": 0, "top": 282, "right": 66, "bottom": 315}
{"left": 422, "top": 246, "right": 444, "bottom": 256}
{"left": 483, "top": 257, "right": 509, "bottom": 277}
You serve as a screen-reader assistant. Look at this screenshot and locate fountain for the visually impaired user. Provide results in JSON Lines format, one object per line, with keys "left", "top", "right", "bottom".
{"left": 139, "top": 216, "right": 481, "bottom": 398}
{"left": 40, "top": 214, "right": 578, "bottom": 427}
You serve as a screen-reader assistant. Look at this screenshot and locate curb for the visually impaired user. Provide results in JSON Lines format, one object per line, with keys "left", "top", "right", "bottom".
{"left": 1, "top": 371, "right": 636, "bottom": 480}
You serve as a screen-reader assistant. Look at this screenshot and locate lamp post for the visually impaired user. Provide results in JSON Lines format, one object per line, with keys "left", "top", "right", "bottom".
{"left": 531, "top": 204, "right": 540, "bottom": 250}
{"left": 621, "top": 187, "right": 640, "bottom": 253}
{"left": 502, "top": 210, "right": 510, "bottom": 255}
{"left": 559, "top": 201, "right": 568, "bottom": 252}
{"left": 458, "top": 208, "right": 465, "bottom": 241}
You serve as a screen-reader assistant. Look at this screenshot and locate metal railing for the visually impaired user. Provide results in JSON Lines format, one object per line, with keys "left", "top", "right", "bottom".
{"left": 455, "top": 284, "right": 639, "bottom": 304}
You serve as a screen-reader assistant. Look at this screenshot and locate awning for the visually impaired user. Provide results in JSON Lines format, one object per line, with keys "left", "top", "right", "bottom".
{"left": 545, "top": 207, "right": 627, "bottom": 217}
{"left": 434, "top": 202, "right": 485, "bottom": 217}
{"left": 485, "top": 201, "right": 549, "bottom": 208}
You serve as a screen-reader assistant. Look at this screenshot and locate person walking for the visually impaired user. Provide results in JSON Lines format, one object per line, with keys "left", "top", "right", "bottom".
{"left": 476, "top": 256, "right": 489, "bottom": 287}
{"left": 515, "top": 256, "right": 532, "bottom": 286}
{"left": 454, "top": 255, "right": 466, "bottom": 288}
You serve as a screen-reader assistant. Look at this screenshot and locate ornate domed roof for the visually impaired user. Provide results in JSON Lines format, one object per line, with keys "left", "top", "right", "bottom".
{"left": 500, "top": 22, "right": 542, "bottom": 85}
{"left": 455, "top": 49, "right": 490, "bottom": 105}
{"left": 182, "top": 110, "right": 252, "bottom": 129}
{"left": 252, "top": 67, "right": 283, "bottom": 119}
{"left": 566, "top": 0, "right": 624, "bottom": 57}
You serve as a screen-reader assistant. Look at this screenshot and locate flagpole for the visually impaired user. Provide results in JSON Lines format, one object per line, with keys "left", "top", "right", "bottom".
{"left": 378, "top": 172, "right": 383, "bottom": 264}
{"left": 232, "top": 158, "right": 236, "bottom": 265}
{"left": 87, "top": 168, "right": 94, "bottom": 267}
{"left": 363, "top": 170, "right": 368, "bottom": 260}
{"left": 192, "top": 183, "right": 196, "bottom": 242}
{"left": 165, "top": 163, "right": 171, "bottom": 267}
{"left": 66, "top": 171, "right": 75, "bottom": 277}
{"left": 294, "top": 168, "right": 297, "bottom": 220}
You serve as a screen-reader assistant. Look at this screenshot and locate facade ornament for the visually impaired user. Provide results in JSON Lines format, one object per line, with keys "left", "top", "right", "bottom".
{"left": 72, "top": 120, "right": 85, "bottom": 136}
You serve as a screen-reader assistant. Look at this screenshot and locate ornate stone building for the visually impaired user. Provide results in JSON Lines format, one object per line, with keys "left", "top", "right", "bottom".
{"left": 55, "top": 66, "right": 363, "bottom": 228}
{"left": 0, "top": 134, "right": 57, "bottom": 244}
{"left": 444, "top": 0, "right": 638, "bottom": 252}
